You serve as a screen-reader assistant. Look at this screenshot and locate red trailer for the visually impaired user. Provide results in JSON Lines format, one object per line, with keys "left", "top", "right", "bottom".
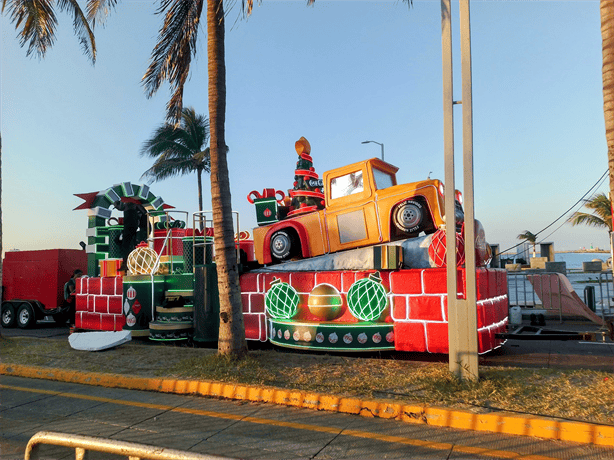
{"left": 1, "top": 249, "right": 87, "bottom": 328}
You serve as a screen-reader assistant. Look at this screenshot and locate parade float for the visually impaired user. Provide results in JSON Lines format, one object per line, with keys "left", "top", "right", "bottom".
{"left": 1, "top": 137, "right": 508, "bottom": 354}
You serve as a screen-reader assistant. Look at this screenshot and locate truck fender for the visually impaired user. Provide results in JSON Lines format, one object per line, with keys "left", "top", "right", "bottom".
{"left": 262, "top": 221, "right": 311, "bottom": 264}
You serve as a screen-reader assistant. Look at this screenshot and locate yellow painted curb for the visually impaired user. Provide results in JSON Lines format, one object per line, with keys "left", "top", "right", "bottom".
{"left": 2, "top": 363, "right": 613, "bottom": 448}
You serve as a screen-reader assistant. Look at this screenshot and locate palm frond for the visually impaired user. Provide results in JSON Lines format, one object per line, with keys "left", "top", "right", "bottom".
{"left": 140, "top": 108, "right": 210, "bottom": 184}
{"left": 517, "top": 230, "right": 537, "bottom": 243}
{"left": 141, "top": 156, "right": 198, "bottom": 183}
{"left": 57, "top": 0, "right": 96, "bottom": 62}
{"left": 567, "top": 192, "right": 612, "bottom": 232}
{"left": 3, "top": 0, "right": 58, "bottom": 59}
{"left": 568, "top": 212, "right": 610, "bottom": 231}
{"left": 86, "top": 0, "right": 118, "bottom": 29}
{"left": 142, "top": 0, "right": 204, "bottom": 124}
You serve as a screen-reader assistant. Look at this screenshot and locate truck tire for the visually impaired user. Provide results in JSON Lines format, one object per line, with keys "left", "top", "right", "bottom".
{"left": 1, "top": 303, "right": 16, "bottom": 328}
{"left": 393, "top": 200, "right": 424, "bottom": 234}
{"left": 16, "top": 303, "right": 35, "bottom": 329}
{"left": 270, "top": 230, "right": 296, "bottom": 262}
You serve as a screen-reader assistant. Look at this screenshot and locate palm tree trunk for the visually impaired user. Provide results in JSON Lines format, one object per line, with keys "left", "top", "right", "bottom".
{"left": 207, "top": 0, "right": 247, "bottom": 357}
{"left": 602, "top": 0, "right": 614, "bottom": 231}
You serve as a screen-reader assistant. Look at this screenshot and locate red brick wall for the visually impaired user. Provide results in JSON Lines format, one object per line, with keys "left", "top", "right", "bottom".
{"left": 75, "top": 276, "right": 125, "bottom": 331}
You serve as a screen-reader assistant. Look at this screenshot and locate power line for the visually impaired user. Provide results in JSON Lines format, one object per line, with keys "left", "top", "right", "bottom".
{"left": 497, "top": 169, "right": 608, "bottom": 256}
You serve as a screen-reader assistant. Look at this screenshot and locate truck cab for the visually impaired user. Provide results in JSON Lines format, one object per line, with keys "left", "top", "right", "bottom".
{"left": 253, "top": 158, "right": 456, "bottom": 265}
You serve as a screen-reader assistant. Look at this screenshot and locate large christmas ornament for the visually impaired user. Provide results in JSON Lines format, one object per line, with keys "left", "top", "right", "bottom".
{"left": 308, "top": 284, "right": 343, "bottom": 321}
{"left": 428, "top": 228, "right": 465, "bottom": 268}
{"left": 265, "top": 277, "right": 300, "bottom": 320}
{"left": 347, "top": 272, "right": 388, "bottom": 321}
{"left": 127, "top": 242, "right": 160, "bottom": 275}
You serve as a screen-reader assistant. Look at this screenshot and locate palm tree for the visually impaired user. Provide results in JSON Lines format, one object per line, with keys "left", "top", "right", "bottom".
{"left": 567, "top": 192, "right": 613, "bottom": 233}
{"left": 141, "top": 107, "right": 211, "bottom": 214}
{"left": 601, "top": 1, "right": 614, "bottom": 233}
{"left": 517, "top": 230, "right": 537, "bottom": 258}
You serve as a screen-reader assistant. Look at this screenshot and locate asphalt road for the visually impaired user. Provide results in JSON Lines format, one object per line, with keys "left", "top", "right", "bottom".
{"left": 2, "top": 375, "right": 614, "bottom": 460}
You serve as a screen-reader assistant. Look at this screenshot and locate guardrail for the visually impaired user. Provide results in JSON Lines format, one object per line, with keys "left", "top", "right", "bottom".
{"left": 24, "top": 431, "right": 232, "bottom": 460}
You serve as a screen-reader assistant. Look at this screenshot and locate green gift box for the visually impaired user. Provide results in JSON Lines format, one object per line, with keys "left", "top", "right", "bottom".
{"left": 254, "top": 197, "right": 278, "bottom": 226}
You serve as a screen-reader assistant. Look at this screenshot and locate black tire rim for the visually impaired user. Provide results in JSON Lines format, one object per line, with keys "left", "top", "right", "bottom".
{"left": 271, "top": 231, "right": 292, "bottom": 260}
{"left": 394, "top": 201, "right": 423, "bottom": 232}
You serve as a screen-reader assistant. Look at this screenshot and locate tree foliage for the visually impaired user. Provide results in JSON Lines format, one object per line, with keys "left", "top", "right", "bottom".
{"left": 140, "top": 107, "right": 210, "bottom": 213}
{"left": 567, "top": 192, "right": 612, "bottom": 233}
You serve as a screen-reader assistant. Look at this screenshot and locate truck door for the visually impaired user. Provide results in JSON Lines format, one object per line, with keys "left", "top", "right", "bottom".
{"left": 325, "top": 166, "right": 381, "bottom": 253}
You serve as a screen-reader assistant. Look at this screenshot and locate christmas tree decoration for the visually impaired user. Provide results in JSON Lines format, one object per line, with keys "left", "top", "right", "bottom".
{"left": 287, "top": 137, "right": 325, "bottom": 217}
{"left": 265, "top": 277, "right": 300, "bottom": 320}
{"left": 127, "top": 243, "right": 160, "bottom": 275}
{"left": 347, "top": 272, "right": 388, "bottom": 321}
{"left": 307, "top": 283, "right": 343, "bottom": 321}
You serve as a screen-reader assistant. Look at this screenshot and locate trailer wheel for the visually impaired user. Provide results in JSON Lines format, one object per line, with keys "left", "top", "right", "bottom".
{"left": 1, "top": 303, "right": 16, "bottom": 328}
{"left": 16, "top": 303, "right": 35, "bottom": 329}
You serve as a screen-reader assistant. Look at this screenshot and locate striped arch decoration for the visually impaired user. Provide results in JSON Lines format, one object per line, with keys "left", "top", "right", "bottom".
{"left": 74, "top": 182, "right": 173, "bottom": 276}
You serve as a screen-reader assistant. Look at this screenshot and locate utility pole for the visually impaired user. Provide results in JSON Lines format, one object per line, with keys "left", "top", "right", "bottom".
{"left": 441, "top": 0, "right": 479, "bottom": 381}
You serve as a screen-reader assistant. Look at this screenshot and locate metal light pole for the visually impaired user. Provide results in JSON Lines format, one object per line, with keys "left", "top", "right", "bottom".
{"left": 361, "top": 140, "right": 384, "bottom": 161}
{"left": 441, "top": 0, "right": 479, "bottom": 381}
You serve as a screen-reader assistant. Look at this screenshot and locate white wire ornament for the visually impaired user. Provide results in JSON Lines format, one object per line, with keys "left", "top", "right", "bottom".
{"left": 127, "top": 243, "right": 160, "bottom": 275}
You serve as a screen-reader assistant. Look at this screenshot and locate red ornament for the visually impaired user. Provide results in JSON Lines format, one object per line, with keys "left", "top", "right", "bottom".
{"left": 263, "top": 208, "right": 272, "bottom": 218}
{"left": 133, "top": 300, "right": 142, "bottom": 314}
{"left": 428, "top": 229, "right": 465, "bottom": 268}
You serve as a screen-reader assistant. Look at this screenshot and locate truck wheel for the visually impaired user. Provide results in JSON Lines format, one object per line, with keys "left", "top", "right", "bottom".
{"left": 16, "top": 303, "right": 35, "bottom": 329}
{"left": 270, "top": 230, "right": 295, "bottom": 262}
{"left": 1, "top": 304, "right": 16, "bottom": 328}
{"left": 393, "top": 200, "right": 424, "bottom": 234}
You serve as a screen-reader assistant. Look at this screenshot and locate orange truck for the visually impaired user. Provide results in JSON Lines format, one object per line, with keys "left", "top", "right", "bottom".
{"left": 252, "top": 157, "right": 463, "bottom": 265}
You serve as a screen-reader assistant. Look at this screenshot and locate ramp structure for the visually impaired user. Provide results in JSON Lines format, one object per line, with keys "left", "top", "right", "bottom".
{"left": 527, "top": 273, "right": 606, "bottom": 326}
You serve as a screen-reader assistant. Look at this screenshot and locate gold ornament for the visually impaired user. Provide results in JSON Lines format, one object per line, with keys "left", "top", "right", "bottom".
{"left": 308, "top": 283, "right": 343, "bottom": 321}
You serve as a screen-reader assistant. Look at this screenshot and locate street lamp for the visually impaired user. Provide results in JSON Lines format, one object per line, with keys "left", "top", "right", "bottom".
{"left": 361, "top": 140, "right": 384, "bottom": 161}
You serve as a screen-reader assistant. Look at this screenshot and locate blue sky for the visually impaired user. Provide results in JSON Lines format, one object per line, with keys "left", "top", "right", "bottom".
{"left": 1, "top": 0, "right": 610, "bottom": 256}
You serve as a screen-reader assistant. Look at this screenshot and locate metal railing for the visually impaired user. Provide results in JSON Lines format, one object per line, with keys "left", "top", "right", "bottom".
{"left": 24, "top": 431, "right": 231, "bottom": 460}
{"left": 191, "top": 211, "right": 241, "bottom": 268}
{"left": 507, "top": 270, "right": 614, "bottom": 317}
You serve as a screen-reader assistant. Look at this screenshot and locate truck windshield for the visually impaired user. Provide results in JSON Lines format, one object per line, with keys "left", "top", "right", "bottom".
{"left": 372, "top": 168, "right": 394, "bottom": 190}
{"left": 330, "top": 170, "right": 363, "bottom": 200}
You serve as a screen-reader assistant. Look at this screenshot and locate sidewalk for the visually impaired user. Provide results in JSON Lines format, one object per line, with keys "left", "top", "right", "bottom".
{"left": 1, "top": 320, "right": 614, "bottom": 448}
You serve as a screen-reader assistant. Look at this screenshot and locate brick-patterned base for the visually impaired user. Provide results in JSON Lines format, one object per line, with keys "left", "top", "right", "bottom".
{"left": 239, "top": 268, "right": 508, "bottom": 353}
{"left": 75, "top": 276, "right": 124, "bottom": 332}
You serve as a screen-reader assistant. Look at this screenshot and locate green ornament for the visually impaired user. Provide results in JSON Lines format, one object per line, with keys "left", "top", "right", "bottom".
{"left": 265, "top": 277, "right": 300, "bottom": 319}
{"left": 347, "top": 272, "right": 388, "bottom": 321}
